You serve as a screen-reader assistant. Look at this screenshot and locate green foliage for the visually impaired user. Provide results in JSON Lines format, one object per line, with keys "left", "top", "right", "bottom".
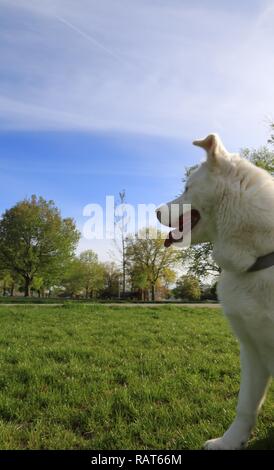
{"left": 241, "top": 146, "right": 274, "bottom": 174}
{"left": 173, "top": 275, "right": 201, "bottom": 301}
{"left": 0, "top": 272, "right": 11, "bottom": 291}
{"left": 0, "top": 195, "right": 80, "bottom": 296}
{"left": 31, "top": 276, "right": 44, "bottom": 297}
{"left": 126, "top": 228, "right": 179, "bottom": 300}
{"left": 79, "top": 250, "right": 105, "bottom": 298}
{"left": 201, "top": 282, "right": 218, "bottom": 301}
{"left": 181, "top": 243, "right": 220, "bottom": 281}
{"left": 61, "top": 250, "right": 107, "bottom": 298}
{"left": 0, "top": 304, "right": 272, "bottom": 449}
{"left": 61, "top": 258, "right": 86, "bottom": 297}
{"left": 130, "top": 267, "right": 149, "bottom": 291}
{"left": 102, "top": 262, "right": 120, "bottom": 299}
{"left": 268, "top": 122, "right": 274, "bottom": 148}
{"left": 31, "top": 276, "right": 44, "bottom": 291}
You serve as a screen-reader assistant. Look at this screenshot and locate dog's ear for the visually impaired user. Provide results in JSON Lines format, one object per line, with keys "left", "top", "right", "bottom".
{"left": 193, "top": 134, "right": 228, "bottom": 164}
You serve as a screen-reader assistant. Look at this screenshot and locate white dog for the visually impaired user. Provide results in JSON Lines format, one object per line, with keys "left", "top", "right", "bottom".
{"left": 157, "top": 134, "right": 273, "bottom": 450}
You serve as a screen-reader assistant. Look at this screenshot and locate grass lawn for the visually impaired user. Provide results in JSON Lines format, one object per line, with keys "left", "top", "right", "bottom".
{"left": 0, "top": 304, "right": 272, "bottom": 450}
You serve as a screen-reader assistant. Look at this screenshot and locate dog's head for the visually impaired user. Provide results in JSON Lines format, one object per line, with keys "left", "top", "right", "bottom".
{"left": 156, "top": 133, "right": 230, "bottom": 248}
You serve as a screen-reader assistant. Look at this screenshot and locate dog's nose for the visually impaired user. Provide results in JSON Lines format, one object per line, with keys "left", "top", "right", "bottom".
{"left": 156, "top": 210, "right": 161, "bottom": 223}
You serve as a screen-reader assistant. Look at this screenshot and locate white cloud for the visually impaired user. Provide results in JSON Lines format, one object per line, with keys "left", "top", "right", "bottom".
{"left": 0, "top": 0, "right": 274, "bottom": 147}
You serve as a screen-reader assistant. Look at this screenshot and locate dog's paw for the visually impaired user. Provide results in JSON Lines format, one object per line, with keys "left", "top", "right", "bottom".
{"left": 204, "top": 438, "right": 227, "bottom": 450}
{"left": 204, "top": 437, "right": 246, "bottom": 450}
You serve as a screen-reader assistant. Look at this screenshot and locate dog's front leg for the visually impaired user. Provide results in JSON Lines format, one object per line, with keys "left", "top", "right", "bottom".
{"left": 204, "top": 342, "right": 270, "bottom": 450}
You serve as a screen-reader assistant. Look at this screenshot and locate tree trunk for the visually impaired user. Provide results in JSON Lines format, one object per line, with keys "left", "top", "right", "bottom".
{"left": 122, "top": 237, "right": 126, "bottom": 297}
{"left": 10, "top": 283, "right": 15, "bottom": 297}
{"left": 119, "top": 191, "right": 127, "bottom": 298}
{"left": 151, "top": 284, "right": 155, "bottom": 302}
{"left": 24, "top": 276, "right": 31, "bottom": 297}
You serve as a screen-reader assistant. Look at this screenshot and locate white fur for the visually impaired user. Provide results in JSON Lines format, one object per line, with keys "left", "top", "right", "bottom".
{"left": 157, "top": 134, "right": 273, "bottom": 450}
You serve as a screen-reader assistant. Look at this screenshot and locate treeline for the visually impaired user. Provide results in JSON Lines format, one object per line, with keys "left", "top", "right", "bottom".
{"left": 0, "top": 195, "right": 211, "bottom": 301}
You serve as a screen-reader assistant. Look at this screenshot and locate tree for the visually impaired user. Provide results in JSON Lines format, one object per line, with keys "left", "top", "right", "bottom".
{"left": 0, "top": 195, "right": 80, "bottom": 296}
{"left": 79, "top": 250, "right": 105, "bottom": 298}
{"left": 0, "top": 271, "right": 14, "bottom": 296}
{"left": 62, "top": 258, "right": 86, "bottom": 297}
{"left": 173, "top": 275, "right": 201, "bottom": 301}
{"left": 130, "top": 265, "right": 150, "bottom": 300}
{"left": 31, "top": 276, "right": 44, "bottom": 298}
{"left": 268, "top": 122, "right": 274, "bottom": 146}
{"left": 114, "top": 190, "right": 129, "bottom": 298}
{"left": 158, "top": 267, "right": 176, "bottom": 290}
{"left": 200, "top": 281, "right": 218, "bottom": 301}
{"left": 241, "top": 146, "right": 274, "bottom": 174}
{"left": 102, "top": 262, "right": 120, "bottom": 299}
{"left": 181, "top": 243, "right": 220, "bottom": 281}
{"left": 126, "top": 228, "right": 179, "bottom": 301}
{"left": 62, "top": 253, "right": 114, "bottom": 299}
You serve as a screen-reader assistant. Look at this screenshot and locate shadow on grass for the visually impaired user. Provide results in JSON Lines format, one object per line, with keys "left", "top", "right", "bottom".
{"left": 248, "top": 428, "right": 274, "bottom": 450}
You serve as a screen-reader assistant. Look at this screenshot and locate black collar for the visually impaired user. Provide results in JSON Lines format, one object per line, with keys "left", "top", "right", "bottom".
{"left": 247, "top": 251, "right": 274, "bottom": 272}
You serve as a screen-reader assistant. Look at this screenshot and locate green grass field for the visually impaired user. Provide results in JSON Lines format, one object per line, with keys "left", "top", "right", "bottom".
{"left": 0, "top": 304, "right": 272, "bottom": 450}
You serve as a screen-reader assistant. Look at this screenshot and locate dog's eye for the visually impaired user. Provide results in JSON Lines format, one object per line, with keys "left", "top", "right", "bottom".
{"left": 185, "top": 186, "right": 189, "bottom": 192}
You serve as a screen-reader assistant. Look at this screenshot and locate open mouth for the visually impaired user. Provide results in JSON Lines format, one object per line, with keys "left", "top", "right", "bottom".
{"left": 164, "top": 209, "right": 200, "bottom": 248}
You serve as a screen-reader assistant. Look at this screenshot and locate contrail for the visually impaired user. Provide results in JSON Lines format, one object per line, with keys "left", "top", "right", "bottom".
{"left": 55, "top": 14, "right": 127, "bottom": 65}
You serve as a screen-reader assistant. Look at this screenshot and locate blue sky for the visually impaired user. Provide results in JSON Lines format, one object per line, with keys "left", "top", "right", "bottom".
{"left": 1, "top": 0, "right": 274, "bottom": 259}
